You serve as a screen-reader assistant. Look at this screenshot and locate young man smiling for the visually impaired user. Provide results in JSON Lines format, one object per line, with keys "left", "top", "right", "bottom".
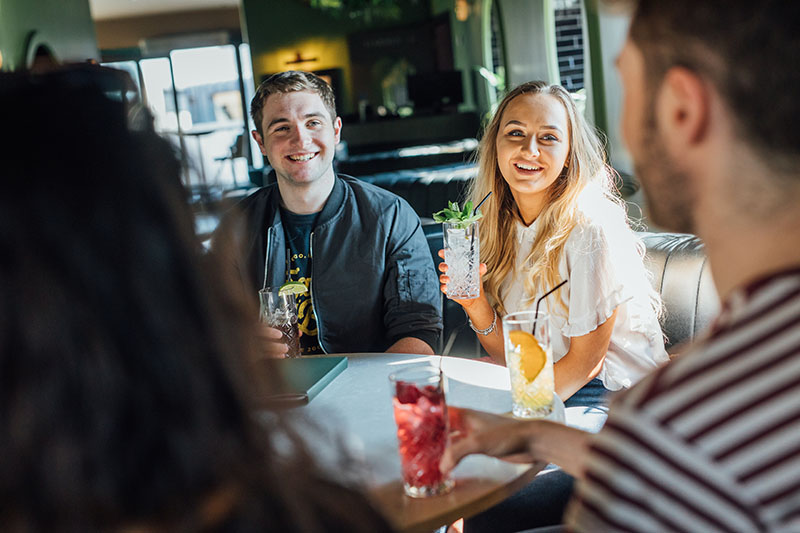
{"left": 214, "top": 71, "right": 441, "bottom": 357}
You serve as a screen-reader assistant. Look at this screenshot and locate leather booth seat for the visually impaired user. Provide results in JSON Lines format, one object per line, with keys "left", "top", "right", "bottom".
{"left": 336, "top": 138, "right": 478, "bottom": 176}
{"left": 640, "top": 232, "right": 720, "bottom": 352}
{"left": 423, "top": 227, "right": 721, "bottom": 357}
{"left": 357, "top": 163, "right": 477, "bottom": 220}
{"left": 360, "top": 164, "right": 639, "bottom": 222}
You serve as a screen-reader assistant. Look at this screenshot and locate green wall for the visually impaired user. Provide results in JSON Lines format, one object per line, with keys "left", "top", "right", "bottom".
{"left": 240, "top": 0, "right": 353, "bottom": 112}
{"left": 583, "top": 0, "right": 631, "bottom": 175}
{"left": 241, "top": 0, "right": 431, "bottom": 65}
{"left": 455, "top": 0, "right": 496, "bottom": 117}
{"left": 241, "top": 0, "right": 469, "bottom": 116}
{"left": 243, "top": 1, "right": 431, "bottom": 44}
{"left": 0, "top": 0, "right": 98, "bottom": 71}
{"left": 432, "top": 0, "right": 506, "bottom": 121}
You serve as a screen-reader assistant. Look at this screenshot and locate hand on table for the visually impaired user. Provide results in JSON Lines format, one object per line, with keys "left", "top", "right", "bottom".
{"left": 441, "top": 407, "right": 541, "bottom": 474}
{"left": 443, "top": 407, "right": 592, "bottom": 479}
{"left": 437, "top": 249, "right": 487, "bottom": 309}
{"left": 256, "top": 323, "right": 292, "bottom": 358}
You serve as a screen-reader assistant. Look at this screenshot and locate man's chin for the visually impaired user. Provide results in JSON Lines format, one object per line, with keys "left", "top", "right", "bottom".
{"left": 635, "top": 152, "right": 695, "bottom": 234}
{"left": 277, "top": 171, "right": 322, "bottom": 186}
{"left": 642, "top": 192, "right": 694, "bottom": 234}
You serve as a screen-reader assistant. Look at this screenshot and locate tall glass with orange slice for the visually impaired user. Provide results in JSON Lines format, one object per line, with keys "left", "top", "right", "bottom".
{"left": 502, "top": 310, "right": 554, "bottom": 418}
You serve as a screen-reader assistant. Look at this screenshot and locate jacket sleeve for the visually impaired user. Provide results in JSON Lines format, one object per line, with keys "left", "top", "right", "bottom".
{"left": 382, "top": 199, "right": 443, "bottom": 351}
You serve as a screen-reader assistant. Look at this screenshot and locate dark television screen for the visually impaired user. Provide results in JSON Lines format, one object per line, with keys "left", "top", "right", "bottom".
{"left": 407, "top": 71, "right": 463, "bottom": 110}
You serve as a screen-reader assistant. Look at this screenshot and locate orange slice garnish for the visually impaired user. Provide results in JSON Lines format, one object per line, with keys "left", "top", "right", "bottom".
{"left": 508, "top": 330, "right": 546, "bottom": 383}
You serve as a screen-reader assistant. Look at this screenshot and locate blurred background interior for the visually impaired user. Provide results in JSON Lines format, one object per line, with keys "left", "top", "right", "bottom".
{"left": 1, "top": 0, "right": 648, "bottom": 356}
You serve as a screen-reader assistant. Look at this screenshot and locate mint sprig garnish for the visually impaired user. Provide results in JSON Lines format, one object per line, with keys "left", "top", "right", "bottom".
{"left": 433, "top": 200, "right": 483, "bottom": 228}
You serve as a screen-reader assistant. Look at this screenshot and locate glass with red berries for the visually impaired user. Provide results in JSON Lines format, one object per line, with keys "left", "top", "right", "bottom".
{"left": 389, "top": 365, "right": 454, "bottom": 497}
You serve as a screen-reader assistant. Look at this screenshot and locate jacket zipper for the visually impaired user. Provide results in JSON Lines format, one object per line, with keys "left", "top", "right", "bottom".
{"left": 262, "top": 227, "right": 272, "bottom": 290}
{"left": 309, "top": 231, "right": 328, "bottom": 354}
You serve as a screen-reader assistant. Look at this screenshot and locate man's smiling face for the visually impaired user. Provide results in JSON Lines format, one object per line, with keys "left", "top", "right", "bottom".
{"left": 253, "top": 90, "right": 341, "bottom": 188}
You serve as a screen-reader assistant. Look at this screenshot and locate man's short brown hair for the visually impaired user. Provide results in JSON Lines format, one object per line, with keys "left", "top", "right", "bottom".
{"left": 250, "top": 71, "right": 337, "bottom": 135}
{"left": 606, "top": 0, "right": 800, "bottom": 171}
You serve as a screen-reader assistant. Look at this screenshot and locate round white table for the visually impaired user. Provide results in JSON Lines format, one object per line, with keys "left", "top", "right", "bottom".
{"left": 296, "top": 353, "right": 567, "bottom": 533}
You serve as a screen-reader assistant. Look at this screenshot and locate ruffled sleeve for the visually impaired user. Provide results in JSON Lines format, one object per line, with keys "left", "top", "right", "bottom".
{"left": 560, "top": 220, "right": 634, "bottom": 338}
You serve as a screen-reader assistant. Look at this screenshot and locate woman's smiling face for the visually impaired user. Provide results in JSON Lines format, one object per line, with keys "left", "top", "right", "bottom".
{"left": 495, "top": 92, "right": 571, "bottom": 216}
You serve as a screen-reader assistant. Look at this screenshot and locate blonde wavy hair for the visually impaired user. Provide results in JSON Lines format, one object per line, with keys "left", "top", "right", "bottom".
{"left": 469, "top": 81, "right": 628, "bottom": 316}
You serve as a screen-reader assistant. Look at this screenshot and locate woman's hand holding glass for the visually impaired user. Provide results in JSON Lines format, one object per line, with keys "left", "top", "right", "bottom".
{"left": 438, "top": 248, "right": 506, "bottom": 362}
{"left": 437, "top": 249, "right": 488, "bottom": 308}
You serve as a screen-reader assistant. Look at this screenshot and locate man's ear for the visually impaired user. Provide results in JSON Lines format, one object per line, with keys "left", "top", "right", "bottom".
{"left": 657, "top": 67, "right": 710, "bottom": 146}
{"left": 333, "top": 116, "right": 342, "bottom": 144}
{"left": 251, "top": 129, "right": 267, "bottom": 156}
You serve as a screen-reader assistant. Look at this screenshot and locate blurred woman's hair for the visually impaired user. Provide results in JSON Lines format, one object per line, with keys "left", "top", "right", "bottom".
{"left": 0, "top": 69, "right": 388, "bottom": 532}
{"left": 467, "top": 81, "right": 657, "bottom": 317}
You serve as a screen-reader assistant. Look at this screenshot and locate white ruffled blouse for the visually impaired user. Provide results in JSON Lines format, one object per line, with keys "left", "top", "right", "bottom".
{"left": 500, "top": 214, "right": 669, "bottom": 391}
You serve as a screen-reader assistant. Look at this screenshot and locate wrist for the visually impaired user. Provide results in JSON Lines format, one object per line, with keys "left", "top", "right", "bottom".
{"left": 528, "top": 421, "right": 590, "bottom": 478}
{"left": 464, "top": 297, "right": 496, "bottom": 332}
{"left": 469, "top": 307, "right": 497, "bottom": 336}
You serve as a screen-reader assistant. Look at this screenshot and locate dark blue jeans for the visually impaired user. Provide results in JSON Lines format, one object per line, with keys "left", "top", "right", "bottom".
{"left": 464, "top": 379, "right": 610, "bottom": 533}
{"left": 563, "top": 378, "right": 609, "bottom": 409}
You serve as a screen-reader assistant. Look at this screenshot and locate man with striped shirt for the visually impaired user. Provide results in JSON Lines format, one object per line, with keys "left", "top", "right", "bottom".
{"left": 441, "top": 1, "right": 800, "bottom": 531}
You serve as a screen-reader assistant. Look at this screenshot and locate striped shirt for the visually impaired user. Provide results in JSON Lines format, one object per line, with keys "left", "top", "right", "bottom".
{"left": 566, "top": 268, "right": 800, "bottom": 532}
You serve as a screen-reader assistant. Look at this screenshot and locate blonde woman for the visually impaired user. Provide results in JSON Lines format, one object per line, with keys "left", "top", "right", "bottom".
{"left": 439, "top": 81, "right": 668, "bottom": 407}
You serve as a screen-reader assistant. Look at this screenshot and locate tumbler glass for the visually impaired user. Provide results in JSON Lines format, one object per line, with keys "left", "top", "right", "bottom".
{"left": 443, "top": 220, "right": 480, "bottom": 299}
{"left": 389, "top": 365, "right": 454, "bottom": 497}
{"left": 258, "top": 287, "right": 301, "bottom": 358}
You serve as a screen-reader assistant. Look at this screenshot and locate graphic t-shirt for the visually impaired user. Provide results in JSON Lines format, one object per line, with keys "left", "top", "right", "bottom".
{"left": 281, "top": 208, "right": 322, "bottom": 355}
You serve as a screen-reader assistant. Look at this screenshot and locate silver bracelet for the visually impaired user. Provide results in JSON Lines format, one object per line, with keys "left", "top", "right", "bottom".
{"left": 468, "top": 308, "right": 497, "bottom": 336}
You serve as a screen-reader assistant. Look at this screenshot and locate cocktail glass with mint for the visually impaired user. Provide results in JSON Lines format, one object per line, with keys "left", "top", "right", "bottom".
{"left": 434, "top": 201, "right": 482, "bottom": 300}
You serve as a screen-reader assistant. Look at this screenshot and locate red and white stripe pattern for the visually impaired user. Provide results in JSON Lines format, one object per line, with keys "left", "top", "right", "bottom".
{"left": 566, "top": 269, "right": 800, "bottom": 532}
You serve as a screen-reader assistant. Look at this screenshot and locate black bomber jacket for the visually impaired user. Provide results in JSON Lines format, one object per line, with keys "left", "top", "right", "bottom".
{"left": 213, "top": 173, "right": 442, "bottom": 353}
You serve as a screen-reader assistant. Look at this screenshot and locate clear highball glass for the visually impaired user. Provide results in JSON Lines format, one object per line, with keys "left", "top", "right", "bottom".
{"left": 443, "top": 221, "right": 480, "bottom": 300}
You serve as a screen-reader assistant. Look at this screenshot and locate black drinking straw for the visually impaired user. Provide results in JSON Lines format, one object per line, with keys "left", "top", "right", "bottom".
{"left": 533, "top": 279, "right": 569, "bottom": 332}
{"left": 473, "top": 191, "right": 492, "bottom": 215}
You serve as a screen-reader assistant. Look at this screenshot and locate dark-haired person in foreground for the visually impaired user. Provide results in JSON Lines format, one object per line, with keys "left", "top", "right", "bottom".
{"left": 441, "top": 1, "right": 800, "bottom": 531}
{"left": 0, "top": 69, "right": 391, "bottom": 532}
{"left": 213, "top": 70, "right": 441, "bottom": 358}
